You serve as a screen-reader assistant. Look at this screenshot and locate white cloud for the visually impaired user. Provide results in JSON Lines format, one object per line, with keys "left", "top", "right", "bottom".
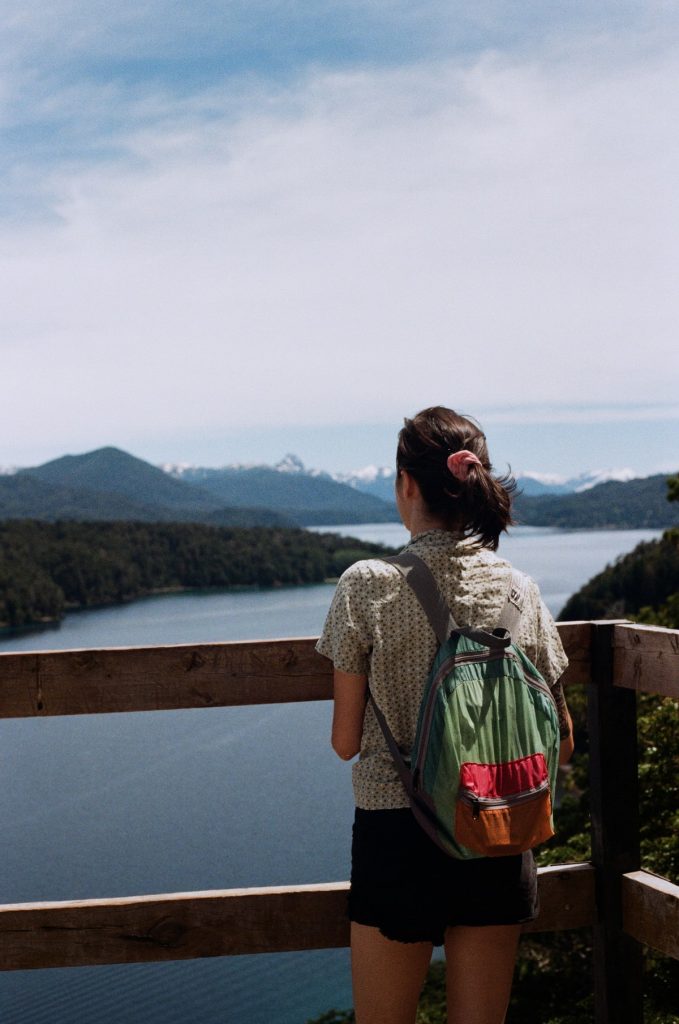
{"left": 1, "top": 37, "right": 679, "bottom": 458}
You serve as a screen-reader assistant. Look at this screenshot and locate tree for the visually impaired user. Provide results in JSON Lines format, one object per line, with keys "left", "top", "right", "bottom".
{"left": 668, "top": 474, "right": 679, "bottom": 504}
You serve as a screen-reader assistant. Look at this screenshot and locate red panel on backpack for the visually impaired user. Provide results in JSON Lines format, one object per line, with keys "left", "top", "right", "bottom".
{"left": 459, "top": 753, "right": 548, "bottom": 799}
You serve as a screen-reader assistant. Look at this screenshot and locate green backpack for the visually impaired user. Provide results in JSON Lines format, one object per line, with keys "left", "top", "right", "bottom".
{"left": 370, "top": 552, "right": 561, "bottom": 859}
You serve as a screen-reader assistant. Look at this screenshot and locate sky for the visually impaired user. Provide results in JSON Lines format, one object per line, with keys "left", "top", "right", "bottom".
{"left": 1, "top": 1, "right": 678, "bottom": 476}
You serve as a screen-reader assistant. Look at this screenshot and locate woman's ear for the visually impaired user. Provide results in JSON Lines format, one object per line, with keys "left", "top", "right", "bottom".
{"left": 399, "top": 468, "right": 419, "bottom": 500}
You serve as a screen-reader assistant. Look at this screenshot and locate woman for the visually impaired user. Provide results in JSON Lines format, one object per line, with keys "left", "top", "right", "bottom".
{"left": 316, "top": 406, "right": 574, "bottom": 1024}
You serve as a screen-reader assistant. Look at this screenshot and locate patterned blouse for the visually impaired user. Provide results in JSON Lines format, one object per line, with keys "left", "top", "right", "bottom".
{"left": 316, "top": 528, "right": 570, "bottom": 810}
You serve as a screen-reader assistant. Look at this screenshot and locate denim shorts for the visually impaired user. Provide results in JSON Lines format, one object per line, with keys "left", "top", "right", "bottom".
{"left": 348, "top": 807, "right": 539, "bottom": 946}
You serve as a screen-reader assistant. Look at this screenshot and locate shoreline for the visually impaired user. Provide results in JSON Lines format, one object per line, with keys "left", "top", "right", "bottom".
{"left": 0, "top": 578, "right": 341, "bottom": 639}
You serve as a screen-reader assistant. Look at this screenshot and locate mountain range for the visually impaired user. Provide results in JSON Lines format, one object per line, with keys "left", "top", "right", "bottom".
{"left": 328, "top": 463, "right": 639, "bottom": 503}
{"left": 0, "top": 448, "right": 397, "bottom": 527}
{"left": 0, "top": 448, "right": 676, "bottom": 530}
{"left": 166, "top": 454, "right": 642, "bottom": 503}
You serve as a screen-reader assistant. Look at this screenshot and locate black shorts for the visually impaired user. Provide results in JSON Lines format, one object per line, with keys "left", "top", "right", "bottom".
{"left": 348, "top": 807, "right": 539, "bottom": 946}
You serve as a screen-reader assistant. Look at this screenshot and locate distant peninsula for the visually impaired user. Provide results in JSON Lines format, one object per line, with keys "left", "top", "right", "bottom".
{"left": 514, "top": 474, "right": 679, "bottom": 530}
{"left": 0, "top": 520, "right": 395, "bottom": 630}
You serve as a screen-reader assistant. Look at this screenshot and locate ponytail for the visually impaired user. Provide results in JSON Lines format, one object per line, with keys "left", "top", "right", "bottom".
{"left": 454, "top": 461, "right": 516, "bottom": 550}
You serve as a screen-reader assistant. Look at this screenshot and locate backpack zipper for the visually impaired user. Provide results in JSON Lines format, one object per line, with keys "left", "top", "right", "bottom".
{"left": 459, "top": 779, "right": 550, "bottom": 820}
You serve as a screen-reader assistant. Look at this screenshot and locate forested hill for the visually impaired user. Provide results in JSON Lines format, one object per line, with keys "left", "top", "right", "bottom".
{"left": 557, "top": 476, "right": 679, "bottom": 622}
{"left": 515, "top": 473, "right": 679, "bottom": 529}
{"left": 2, "top": 453, "right": 291, "bottom": 528}
{"left": 0, "top": 520, "right": 395, "bottom": 629}
{"left": 558, "top": 527, "right": 679, "bottom": 623}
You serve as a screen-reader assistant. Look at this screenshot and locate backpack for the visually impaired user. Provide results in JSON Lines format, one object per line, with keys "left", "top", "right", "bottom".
{"left": 369, "top": 552, "right": 561, "bottom": 859}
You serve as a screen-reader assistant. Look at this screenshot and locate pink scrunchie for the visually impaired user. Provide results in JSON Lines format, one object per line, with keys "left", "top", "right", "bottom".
{"left": 447, "top": 449, "right": 482, "bottom": 481}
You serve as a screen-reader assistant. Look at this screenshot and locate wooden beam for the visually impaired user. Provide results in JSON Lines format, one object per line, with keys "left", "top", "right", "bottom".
{"left": 0, "top": 638, "right": 333, "bottom": 718}
{"left": 0, "top": 865, "right": 594, "bottom": 971}
{"left": 0, "top": 624, "right": 590, "bottom": 719}
{"left": 0, "top": 883, "right": 350, "bottom": 971}
{"left": 522, "top": 863, "right": 595, "bottom": 934}
{"left": 613, "top": 623, "right": 679, "bottom": 699}
{"left": 556, "top": 621, "right": 592, "bottom": 687}
{"left": 622, "top": 870, "right": 679, "bottom": 960}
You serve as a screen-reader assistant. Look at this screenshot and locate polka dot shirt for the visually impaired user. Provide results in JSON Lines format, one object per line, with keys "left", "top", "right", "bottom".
{"left": 316, "top": 528, "right": 570, "bottom": 810}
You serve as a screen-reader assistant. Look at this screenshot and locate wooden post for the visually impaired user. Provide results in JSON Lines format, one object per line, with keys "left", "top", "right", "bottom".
{"left": 588, "top": 621, "right": 643, "bottom": 1024}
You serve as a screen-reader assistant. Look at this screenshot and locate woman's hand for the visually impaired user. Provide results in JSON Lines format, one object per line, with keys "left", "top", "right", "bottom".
{"left": 331, "top": 669, "right": 369, "bottom": 760}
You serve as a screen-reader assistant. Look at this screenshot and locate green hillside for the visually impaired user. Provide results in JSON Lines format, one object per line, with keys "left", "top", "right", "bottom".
{"left": 21, "top": 447, "right": 231, "bottom": 514}
{"left": 558, "top": 528, "right": 679, "bottom": 622}
{"left": 2, "top": 450, "right": 291, "bottom": 527}
{"left": 515, "top": 474, "right": 679, "bottom": 529}
{"left": 0, "top": 520, "right": 394, "bottom": 629}
{"left": 0, "top": 473, "right": 165, "bottom": 521}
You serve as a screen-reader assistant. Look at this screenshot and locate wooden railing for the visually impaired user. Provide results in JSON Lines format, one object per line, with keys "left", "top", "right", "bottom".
{"left": 0, "top": 621, "right": 678, "bottom": 1024}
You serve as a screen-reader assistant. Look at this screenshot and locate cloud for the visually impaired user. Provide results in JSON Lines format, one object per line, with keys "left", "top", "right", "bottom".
{"left": 1, "top": 26, "right": 678, "bottom": 460}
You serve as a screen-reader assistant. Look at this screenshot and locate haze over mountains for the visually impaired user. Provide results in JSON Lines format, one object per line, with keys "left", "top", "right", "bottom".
{"left": 0, "top": 447, "right": 676, "bottom": 530}
{"left": 166, "top": 453, "right": 642, "bottom": 503}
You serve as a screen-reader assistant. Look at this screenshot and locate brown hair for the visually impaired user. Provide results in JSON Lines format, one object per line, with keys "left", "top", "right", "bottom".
{"left": 396, "top": 406, "right": 515, "bottom": 550}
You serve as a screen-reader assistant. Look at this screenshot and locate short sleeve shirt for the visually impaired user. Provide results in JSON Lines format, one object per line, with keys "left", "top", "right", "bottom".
{"left": 316, "top": 528, "right": 569, "bottom": 810}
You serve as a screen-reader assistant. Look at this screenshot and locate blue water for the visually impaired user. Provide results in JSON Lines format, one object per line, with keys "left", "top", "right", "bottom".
{"left": 0, "top": 526, "right": 662, "bottom": 1023}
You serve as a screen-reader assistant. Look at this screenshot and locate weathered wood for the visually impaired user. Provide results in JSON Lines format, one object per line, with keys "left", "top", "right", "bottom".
{"left": 588, "top": 621, "right": 643, "bottom": 1024}
{"left": 0, "top": 865, "right": 595, "bottom": 971}
{"left": 0, "top": 638, "right": 333, "bottom": 718}
{"left": 0, "top": 883, "right": 350, "bottom": 970}
{"left": 556, "top": 621, "right": 592, "bottom": 687}
{"left": 613, "top": 623, "right": 679, "bottom": 699}
{"left": 522, "top": 863, "right": 596, "bottom": 934}
{"left": 622, "top": 870, "right": 679, "bottom": 961}
{"left": 0, "top": 624, "right": 590, "bottom": 719}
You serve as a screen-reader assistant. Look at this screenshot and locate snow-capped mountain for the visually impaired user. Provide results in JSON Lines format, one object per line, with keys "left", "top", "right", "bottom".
{"left": 568, "top": 468, "right": 638, "bottom": 492}
{"left": 163, "top": 453, "right": 330, "bottom": 480}
{"left": 274, "top": 453, "right": 333, "bottom": 478}
{"left": 163, "top": 456, "right": 643, "bottom": 500}
{"left": 336, "top": 465, "right": 642, "bottom": 499}
{"left": 274, "top": 453, "right": 305, "bottom": 474}
{"left": 517, "top": 468, "right": 638, "bottom": 495}
{"left": 334, "top": 465, "right": 397, "bottom": 502}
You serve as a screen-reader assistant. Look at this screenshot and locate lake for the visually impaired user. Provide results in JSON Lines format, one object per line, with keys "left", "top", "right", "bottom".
{"left": 0, "top": 525, "right": 661, "bottom": 1023}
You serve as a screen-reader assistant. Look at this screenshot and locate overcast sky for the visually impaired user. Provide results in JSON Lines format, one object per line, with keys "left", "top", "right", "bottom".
{"left": 1, "top": 1, "right": 678, "bottom": 475}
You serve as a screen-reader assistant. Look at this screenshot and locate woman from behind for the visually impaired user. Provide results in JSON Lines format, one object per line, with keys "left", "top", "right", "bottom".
{"left": 317, "top": 406, "right": 573, "bottom": 1024}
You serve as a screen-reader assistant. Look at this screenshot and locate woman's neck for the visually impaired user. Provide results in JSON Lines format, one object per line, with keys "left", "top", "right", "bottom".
{"left": 407, "top": 509, "right": 448, "bottom": 538}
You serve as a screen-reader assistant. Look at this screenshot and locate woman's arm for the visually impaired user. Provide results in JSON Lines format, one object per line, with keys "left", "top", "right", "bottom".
{"left": 561, "top": 708, "right": 577, "bottom": 765}
{"left": 553, "top": 681, "right": 575, "bottom": 764}
{"left": 331, "top": 669, "right": 369, "bottom": 761}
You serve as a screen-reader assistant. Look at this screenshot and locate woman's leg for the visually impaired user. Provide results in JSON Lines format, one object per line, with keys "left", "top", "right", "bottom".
{"left": 351, "top": 921, "right": 433, "bottom": 1024}
{"left": 444, "top": 924, "right": 521, "bottom": 1024}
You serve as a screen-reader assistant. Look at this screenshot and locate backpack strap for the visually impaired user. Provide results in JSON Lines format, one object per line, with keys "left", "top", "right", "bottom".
{"left": 495, "top": 569, "right": 528, "bottom": 642}
{"left": 384, "top": 552, "right": 512, "bottom": 649}
{"left": 368, "top": 696, "right": 417, "bottom": 800}
{"left": 384, "top": 552, "right": 458, "bottom": 645}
